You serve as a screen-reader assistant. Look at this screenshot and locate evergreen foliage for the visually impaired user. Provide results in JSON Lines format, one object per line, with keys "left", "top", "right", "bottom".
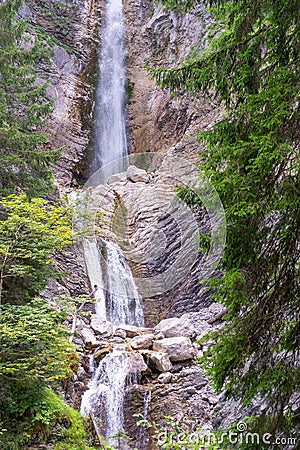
{"left": 0, "top": 0, "right": 58, "bottom": 198}
{"left": 152, "top": 0, "right": 300, "bottom": 443}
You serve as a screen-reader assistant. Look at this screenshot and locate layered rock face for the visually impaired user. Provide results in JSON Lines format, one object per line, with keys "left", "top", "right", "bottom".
{"left": 125, "top": 0, "right": 220, "bottom": 157}
{"left": 82, "top": 156, "right": 223, "bottom": 325}
{"left": 23, "top": 0, "right": 102, "bottom": 190}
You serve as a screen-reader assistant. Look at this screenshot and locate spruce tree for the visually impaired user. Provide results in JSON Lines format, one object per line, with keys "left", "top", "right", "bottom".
{"left": 0, "top": 0, "right": 58, "bottom": 198}
{"left": 152, "top": 0, "right": 300, "bottom": 443}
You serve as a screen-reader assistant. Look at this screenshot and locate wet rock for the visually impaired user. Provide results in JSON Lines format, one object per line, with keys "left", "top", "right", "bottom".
{"left": 90, "top": 315, "right": 113, "bottom": 337}
{"left": 153, "top": 337, "right": 195, "bottom": 362}
{"left": 93, "top": 347, "right": 112, "bottom": 363}
{"left": 126, "top": 165, "right": 150, "bottom": 183}
{"left": 154, "top": 317, "right": 196, "bottom": 339}
{"left": 127, "top": 352, "right": 149, "bottom": 375}
{"left": 116, "top": 324, "right": 153, "bottom": 337}
{"left": 130, "top": 334, "right": 154, "bottom": 349}
{"left": 113, "top": 328, "right": 127, "bottom": 339}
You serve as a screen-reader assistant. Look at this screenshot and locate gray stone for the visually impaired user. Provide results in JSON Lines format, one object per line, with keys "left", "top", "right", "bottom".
{"left": 107, "top": 172, "right": 127, "bottom": 184}
{"left": 154, "top": 317, "right": 195, "bottom": 339}
{"left": 130, "top": 334, "right": 154, "bottom": 350}
{"left": 115, "top": 325, "right": 153, "bottom": 337}
{"left": 153, "top": 337, "right": 195, "bottom": 362}
{"left": 126, "top": 165, "right": 150, "bottom": 183}
{"left": 115, "top": 325, "right": 140, "bottom": 337}
{"left": 153, "top": 331, "right": 165, "bottom": 340}
{"left": 127, "top": 352, "right": 149, "bottom": 375}
{"left": 90, "top": 315, "right": 113, "bottom": 337}
{"left": 79, "top": 327, "right": 97, "bottom": 346}
{"left": 158, "top": 372, "right": 172, "bottom": 384}
{"left": 113, "top": 328, "right": 127, "bottom": 339}
{"left": 144, "top": 351, "right": 173, "bottom": 372}
{"left": 53, "top": 46, "right": 73, "bottom": 70}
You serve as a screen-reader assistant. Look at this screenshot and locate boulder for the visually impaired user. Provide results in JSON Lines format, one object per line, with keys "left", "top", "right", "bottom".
{"left": 115, "top": 325, "right": 153, "bottom": 338}
{"left": 130, "top": 334, "right": 154, "bottom": 350}
{"left": 154, "top": 317, "right": 195, "bottom": 339}
{"left": 94, "top": 347, "right": 112, "bottom": 363}
{"left": 126, "top": 165, "right": 150, "bottom": 183}
{"left": 107, "top": 172, "right": 127, "bottom": 184}
{"left": 142, "top": 350, "right": 173, "bottom": 372}
{"left": 127, "top": 352, "right": 149, "bottom": 375}
{"left": 90, "top": 315, "right": 113, "bottom": 337}
{"left": 79, "top": 327, "right": 98, "bottom": 346}
{"left": 115, "top": 325, "right": 140, "bottom": 337}
{"left": 113, "top": 328, "right": 127, "bottom": 339}
{"left": 158, "top": 372, "right": 172, "bottom": 384}
{"left": 153, "top": 337, "right": 195, "bottom": 362}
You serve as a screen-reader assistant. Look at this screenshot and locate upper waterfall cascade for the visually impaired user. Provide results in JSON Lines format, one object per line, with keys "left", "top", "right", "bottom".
{"left": 93, "top": 0, "right": 128, "bottom": 173}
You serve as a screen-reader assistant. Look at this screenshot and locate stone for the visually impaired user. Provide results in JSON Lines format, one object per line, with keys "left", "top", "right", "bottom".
{"left": 107, "top": 172, "right": 127, "bottom": 184}
{"left": 113, "top": 328, "right": 127, "bottom": 339}
{"left": 154, "top": 317, "right": 196, "bottom": 339}
{"left": 90, "top": 315, "right": 113, "bottom": 337}
{"left": 126, "top": 165, "right": 150, "bottom": 183}
{"left": 79, "top": 327, "right": 97, "bottom": 346}
{"left": 76, "top": 367, "right": 86, "bottom": 382}
{"left": 115, "top": 325, "right": 140, "bottom": 337}
{"left": 158, "top": 372, "right": 172, "bottom": 384}
{"left": 94, "top": 347, "right": 112, "bottom": 363}
{"left": 153, "top": 337, "right": 195, "bottom": 362}
{"left": 127, "top": 352, "right": 149, "bottom": 375}
{"left": 93, "top": 340, "right": 110, "bottom": 350}
{"left": 115, "top": 325, "right": 153, "bottom": 338}
{"left": 153, "top": 331, "right": 165, "bottom": 340}
{"left": 130, "top": 334, "right": 154, "bottom": 350}
{"left": 143, "top": 351, "right": 173, "bottom": 372}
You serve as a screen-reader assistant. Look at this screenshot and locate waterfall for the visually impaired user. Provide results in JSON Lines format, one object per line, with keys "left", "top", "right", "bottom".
{"left": 93, "top": 0, "right": 127, "bottom": 173}
{"left": 104, "top": 240, "right": 144, "bottom": 327}
{"left": 81, "top": 347, "right": 132, "bottom": 447}
{"left": 80, "top": 0, "right": 145, "bottom": 446}
{"left": 83, "top": 238, "right": 144, "bottom": 326}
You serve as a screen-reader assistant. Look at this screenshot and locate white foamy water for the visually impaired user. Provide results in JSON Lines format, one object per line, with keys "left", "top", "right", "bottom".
{"left": 93, "top": 0, "right": 127, "bottom": 172}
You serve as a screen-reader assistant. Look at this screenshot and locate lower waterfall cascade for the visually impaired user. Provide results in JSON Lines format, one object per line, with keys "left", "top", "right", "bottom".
{"left": 80, "top": 237, "right": 146, "bottom": 446}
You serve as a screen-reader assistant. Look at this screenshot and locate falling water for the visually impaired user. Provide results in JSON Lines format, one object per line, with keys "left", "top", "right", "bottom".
{"left": 93, "top": 0, "right": 128, "bottom": 172}
{"left": 81, "top": 0, "right": 145, "bottom": 445}
{"left": 81, "top": 347, "right": 131, "bottom": 447}
{"left": 104, "top": 240, "right": 144, "bottom": 327}
{"left": 138, "top": 390, "right": 152, "bottom": 449}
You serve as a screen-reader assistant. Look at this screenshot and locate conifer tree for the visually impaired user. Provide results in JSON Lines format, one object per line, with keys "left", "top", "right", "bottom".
{"left": 152, "top": 0, "right": 300, "bottom": 442}
{"left": 0, "top": 0, "right": 58, "bottom": 198}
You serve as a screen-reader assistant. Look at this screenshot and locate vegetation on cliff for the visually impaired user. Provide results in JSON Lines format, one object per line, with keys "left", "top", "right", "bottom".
{"left": 152, "top": 0, "right": 300, "bottom": 445}
{"left": 0, "top": 1, "right": 95, "bottom": 448}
